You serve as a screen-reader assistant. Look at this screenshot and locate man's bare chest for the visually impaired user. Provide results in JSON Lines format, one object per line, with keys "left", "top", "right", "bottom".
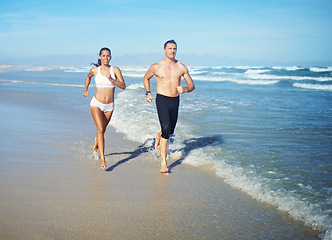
{"left": 157, "top": 67, "right": 183, "bottom": 80}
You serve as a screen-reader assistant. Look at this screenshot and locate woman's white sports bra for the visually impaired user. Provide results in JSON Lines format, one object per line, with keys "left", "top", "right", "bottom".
{"left": 95, "top": 66, "right": 116, "bottom": 88}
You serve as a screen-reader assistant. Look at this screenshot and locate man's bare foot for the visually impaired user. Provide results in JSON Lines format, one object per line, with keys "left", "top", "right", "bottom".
{"left": 160, "top": 163, "right": 169, "bottom": 173}
{"left": 93, "top": 137, "right": 98, "bottom": 152}
{"left": 154, "top": 132, "right": 161, "bottom": 151}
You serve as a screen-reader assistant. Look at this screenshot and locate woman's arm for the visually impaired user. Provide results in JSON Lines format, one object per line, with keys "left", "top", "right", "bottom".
{"left": 110, "top": 67, "right": 126, "bottom": 89}
{"left": 83, "top": 68, "right": 96, "bottom": 97}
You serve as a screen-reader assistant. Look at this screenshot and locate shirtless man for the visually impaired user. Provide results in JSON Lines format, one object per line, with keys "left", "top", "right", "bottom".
{"left": 143, "top": 40, "right": 195, "bottom": 173}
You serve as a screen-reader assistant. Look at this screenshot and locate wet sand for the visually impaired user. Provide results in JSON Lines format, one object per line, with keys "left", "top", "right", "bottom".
{"left": 0, "top": 90, "right": 320, "bottom": 239}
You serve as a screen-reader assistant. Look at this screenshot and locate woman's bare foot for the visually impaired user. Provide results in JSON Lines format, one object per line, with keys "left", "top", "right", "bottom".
{"left": 92, "top": 151, "right": 99, "bottom": 160}
{"left": 154, "top": 132, "right": 161, "bottom": 151}
{"left": 160, "top": 162, "right": 169, "bottom": 173}
{"left": 93, "top": 137, "right": 98, "bottom": 152}
{"left": 100, "top": 158, "right": 107, "bottom": 169}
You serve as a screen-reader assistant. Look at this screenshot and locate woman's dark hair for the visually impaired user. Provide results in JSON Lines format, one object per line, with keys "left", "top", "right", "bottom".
{"left": 91, "top": 47, "right": 111, "bottom": 67}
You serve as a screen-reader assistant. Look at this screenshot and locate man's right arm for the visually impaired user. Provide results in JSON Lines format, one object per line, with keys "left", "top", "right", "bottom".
{"left": 143, "top": 65, "right": 156, "bottom": 102}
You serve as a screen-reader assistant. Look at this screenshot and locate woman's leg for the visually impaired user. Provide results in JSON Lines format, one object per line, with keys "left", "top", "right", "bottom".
{"left": 92, "top": 112, "right": 112, "bottom": 152}
{"left": 90, "top": 106, "right": 113, "bottom": 168}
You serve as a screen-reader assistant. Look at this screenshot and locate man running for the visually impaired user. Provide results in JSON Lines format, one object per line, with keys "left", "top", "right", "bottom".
{"left": 143, "top": 40, "right": 195, "bottom": 173}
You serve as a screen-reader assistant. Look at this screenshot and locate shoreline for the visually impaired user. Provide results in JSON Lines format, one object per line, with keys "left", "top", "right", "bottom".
{"left": 0, "top": 64, "right": 15, "bottom": 70}
{"left": 0, "top": 89, "right": 321, "bottom": 239}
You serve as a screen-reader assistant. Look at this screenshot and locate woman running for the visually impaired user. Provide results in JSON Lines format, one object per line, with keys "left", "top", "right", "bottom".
{"left": 83, "top": 47, "right": 126, "bottom": 169}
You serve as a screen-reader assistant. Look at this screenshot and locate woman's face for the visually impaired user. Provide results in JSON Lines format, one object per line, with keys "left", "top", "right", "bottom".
{"left": 99, "top": 50, "right": 111, "bottom": 65}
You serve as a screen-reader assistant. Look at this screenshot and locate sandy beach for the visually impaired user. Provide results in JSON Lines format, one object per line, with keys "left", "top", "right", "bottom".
{"left": 0, "top": 90, "right": 320, "bottom": 240}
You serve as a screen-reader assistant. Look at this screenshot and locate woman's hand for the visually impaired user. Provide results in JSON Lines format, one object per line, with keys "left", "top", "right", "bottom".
{"left": 108, "top": 76, "right": 115, "bottom": 82}
{"left": 83, "top": 90, "right": 89, "bottom": 97}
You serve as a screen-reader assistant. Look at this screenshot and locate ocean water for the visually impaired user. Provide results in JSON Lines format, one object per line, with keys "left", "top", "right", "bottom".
{"left": 1, "top": 65, "right": 331, "bottom": 239}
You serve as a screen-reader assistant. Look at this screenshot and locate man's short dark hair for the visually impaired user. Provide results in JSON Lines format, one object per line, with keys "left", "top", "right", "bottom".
{"left": 164, "top": 39, "right": 177, "bottom": 49}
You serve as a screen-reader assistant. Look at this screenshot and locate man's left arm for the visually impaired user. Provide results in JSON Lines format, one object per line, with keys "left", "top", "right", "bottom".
{"left": 177, "top": 67, "right": 195, "bottom": 93}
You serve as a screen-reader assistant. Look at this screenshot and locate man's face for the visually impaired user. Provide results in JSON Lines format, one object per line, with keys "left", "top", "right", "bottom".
{"left": 164, "top": 43, "right": 177, "bottom": 59}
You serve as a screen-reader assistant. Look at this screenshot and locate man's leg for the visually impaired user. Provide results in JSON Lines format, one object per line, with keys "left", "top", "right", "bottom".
{"left": 159, "top": 136, "right": 169, "bottom": 173}
{"left": 154, "top": 131, "right": 161, "bottom": 150}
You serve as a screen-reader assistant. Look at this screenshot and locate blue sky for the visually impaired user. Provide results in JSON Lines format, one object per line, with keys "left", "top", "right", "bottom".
{"left": 0, "top": 0, "right": 331, "bottom": 65}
